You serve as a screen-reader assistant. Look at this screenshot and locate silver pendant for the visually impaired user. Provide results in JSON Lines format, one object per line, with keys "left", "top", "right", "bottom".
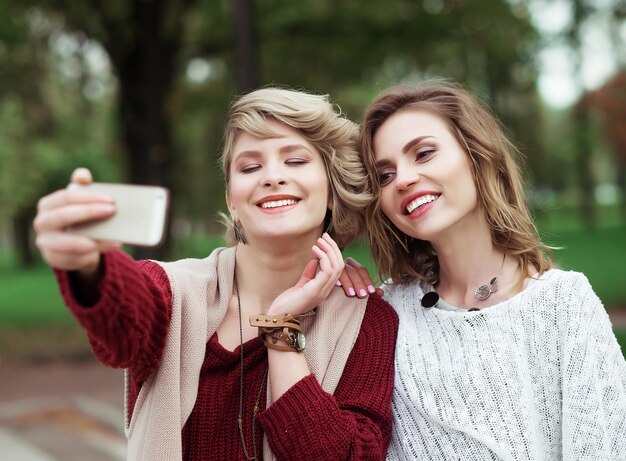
{"left": 474, "top": 277, "right": 497, "bottom": 301}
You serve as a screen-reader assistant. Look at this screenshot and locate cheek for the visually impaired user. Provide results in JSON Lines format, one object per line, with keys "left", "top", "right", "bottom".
{"left": 379, "top": 189, "right": 397, "bottom": 218}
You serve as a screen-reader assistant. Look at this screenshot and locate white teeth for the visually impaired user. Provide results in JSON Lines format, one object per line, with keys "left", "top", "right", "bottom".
{"left": 260, "top": 199, "right": 298, "bottom": 209}
{"left": 406, "top": 194, "right": 439, "bottom": 214}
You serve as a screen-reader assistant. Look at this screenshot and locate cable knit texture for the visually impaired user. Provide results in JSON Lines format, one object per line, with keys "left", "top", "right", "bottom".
{"left": 384, "top": 269, "right": 626, "bottom": 461}
{"left": 55, "top": 247, "right": 397, "bottom": 461}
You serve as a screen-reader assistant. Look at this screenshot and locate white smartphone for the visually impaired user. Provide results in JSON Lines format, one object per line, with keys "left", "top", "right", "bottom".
{"left": 67, "top": 182, "right": 170, "bottom": 247}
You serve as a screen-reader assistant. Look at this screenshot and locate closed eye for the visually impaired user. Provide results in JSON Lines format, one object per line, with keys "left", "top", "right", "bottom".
{"left": 285, "top": 158, "right": 308, "bottom": 166}
{"left": 240, "top": 164, "right": 261, "bottom": 173}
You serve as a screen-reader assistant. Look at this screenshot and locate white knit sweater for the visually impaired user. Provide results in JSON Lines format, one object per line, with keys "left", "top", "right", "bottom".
{"left": 385, "top": 269, "right": 626, "bottom": 460}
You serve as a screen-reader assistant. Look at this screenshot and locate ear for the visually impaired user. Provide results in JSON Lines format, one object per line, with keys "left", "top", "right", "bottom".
{"left": 327, "top": 191, "right": 334, "bottom": 211}
{"left": 225, "top": 191, "right": 235, "bottom": 214}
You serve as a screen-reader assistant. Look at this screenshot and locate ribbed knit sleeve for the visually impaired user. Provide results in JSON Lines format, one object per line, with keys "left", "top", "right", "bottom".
{"left": 257, "top": 296, "right": 398, "bottom": 461}
{"left": 561, "top": 273, "right": 626, "bottom": 459}
{"left": 54, "top": 250, "right": 172, "bottom": 383}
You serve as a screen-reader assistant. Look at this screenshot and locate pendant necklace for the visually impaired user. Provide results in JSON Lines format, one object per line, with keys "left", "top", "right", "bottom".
{"left": 235, "top": 271, "right": 268, "bottom": 461}
{"left": 421, "top": 254, "right": 506, "bottom": 311}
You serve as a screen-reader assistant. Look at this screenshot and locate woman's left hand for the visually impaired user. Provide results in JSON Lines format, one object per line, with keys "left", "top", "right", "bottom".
{"left": 267, "top": 233, "right": 343, "bottom": 316}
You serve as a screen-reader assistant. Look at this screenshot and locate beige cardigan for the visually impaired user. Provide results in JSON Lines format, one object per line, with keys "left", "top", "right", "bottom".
{"left": 124, "top": 246, "right": 368, "bottom": 461}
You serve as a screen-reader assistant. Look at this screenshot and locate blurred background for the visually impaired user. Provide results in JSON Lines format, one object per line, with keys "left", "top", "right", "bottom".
{"left": 0, "top": 0, "right": 624, "bottom": 459}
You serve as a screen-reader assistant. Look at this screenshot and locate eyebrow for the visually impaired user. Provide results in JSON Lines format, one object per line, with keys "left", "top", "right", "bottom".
{"left": 401, "top": 135, "right": 436, "bottom": 154}
{"left": 375, "top": 135, "right": 436, "bottom": 168}
{"left": 234, "top": 144, "right": 312, "bottom": 161}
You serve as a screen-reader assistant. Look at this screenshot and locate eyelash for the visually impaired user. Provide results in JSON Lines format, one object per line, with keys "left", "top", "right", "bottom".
{"left": 377, "top": 148, "right": 436, "bottom": 187}
{"left": 239, "top": 158, "right": 308, "bottom": 173}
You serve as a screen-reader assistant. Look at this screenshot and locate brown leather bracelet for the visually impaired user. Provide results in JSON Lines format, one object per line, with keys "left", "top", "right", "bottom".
{"left": 249, "top": 313, "right": 302, "bottom": 331}
{"left": 250, "top": 313, "right": 305, "bottom": 352}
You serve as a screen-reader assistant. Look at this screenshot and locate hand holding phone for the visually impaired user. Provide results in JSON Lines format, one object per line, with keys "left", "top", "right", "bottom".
{"left": 67, "top": 182, "right": 170, "bottom": 247}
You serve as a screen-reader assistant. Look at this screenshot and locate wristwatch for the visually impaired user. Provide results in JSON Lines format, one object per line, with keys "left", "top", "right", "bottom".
{"left": 250, "top": 313, "right": 306, "bottom": 352}
{"left": 267, "top": 327, "right": 306, "bottom": 352}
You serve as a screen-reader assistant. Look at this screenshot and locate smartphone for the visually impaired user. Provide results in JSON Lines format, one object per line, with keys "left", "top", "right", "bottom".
{"left": 67, "top": 182, "right": 170, "bottom": 247}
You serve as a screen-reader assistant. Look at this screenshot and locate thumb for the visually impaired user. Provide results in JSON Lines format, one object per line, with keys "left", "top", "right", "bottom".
{"left": 295, "top": 259, "right": 319, "bottom": 287}
{"left": 71, "top": 167, "right": 93, "bottom": 185}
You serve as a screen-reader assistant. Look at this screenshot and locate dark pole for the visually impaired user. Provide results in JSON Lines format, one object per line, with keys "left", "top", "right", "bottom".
{"left": 234, "top": 0, "right": 258, "bottom": 92}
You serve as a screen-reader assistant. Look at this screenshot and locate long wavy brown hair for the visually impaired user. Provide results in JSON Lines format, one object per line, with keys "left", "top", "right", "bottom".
{"left": 359, "top": 80, "right": 554, "bottom": 287}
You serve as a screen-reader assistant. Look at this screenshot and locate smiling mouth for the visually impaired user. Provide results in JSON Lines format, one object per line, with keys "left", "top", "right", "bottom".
{"left": 258, "top": 198, "right": 300, "bottom": 209}
{"left": 405, "top": 194, "right": 439, "bottom": 214}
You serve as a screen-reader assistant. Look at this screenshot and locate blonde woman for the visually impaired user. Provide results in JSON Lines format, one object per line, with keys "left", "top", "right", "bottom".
{"left": 341, "top": 81, "right": 626, "bottom": 460}
{"left": 34, "top": 88, "right": 398, "bottom": 461}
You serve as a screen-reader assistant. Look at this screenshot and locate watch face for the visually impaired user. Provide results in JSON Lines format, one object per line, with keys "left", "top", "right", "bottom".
{"left": 294, "top": 331, "right": 306, "bottom": 351}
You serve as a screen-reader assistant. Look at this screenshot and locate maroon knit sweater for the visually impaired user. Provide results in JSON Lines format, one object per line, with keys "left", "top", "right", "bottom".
{"left": 55, "top": 250, "right": 398, "bottom": 461}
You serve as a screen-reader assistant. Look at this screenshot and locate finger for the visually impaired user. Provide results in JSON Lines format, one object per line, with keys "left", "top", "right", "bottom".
{"left": 337, "top": 268, "right": 357, "bottom": 297}
{"left": 37, "top": 188, "right": 114, "bottom": 213}
{"left": 34, "top": 202, "right": 116, "bottom": 233}
{"left": 316, "top": 235, "right": 343, "bottom": 275}
{"left": 71, "top": 167, "right": 93, "bottom": 185}
{"left": 311, "top": 244, "right": 342, "bottom": 296}
{"left": 35, "top": 231, "right": 101, "bottom": 255}
{"left": 313, "top": 242, "right": 342, "bottom": 294}
{"left": 321, "top": 233, "right": 343, "bottom": 271}
{"left": 374, "top": 287, "right": 385, "bottom": 298}
{"left": 345, "top": 257, "right": 377, "bottom": 295}
{"left": 42, "top": 248, "right": 99, "bottom": 271}
{"left": 98, "top": 241, "right": 122, "bottom": 253}
{"left": 344, "top": 263, "right": 369, "bottom": 298}
{"left": 295, "top": 258, "right": 319, "bottom": 287}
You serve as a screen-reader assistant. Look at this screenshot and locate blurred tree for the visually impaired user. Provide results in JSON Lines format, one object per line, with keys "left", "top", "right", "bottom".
{"left": 0, "top": 5, "right": 114, "bottom": 265}
{"left": 1, "top": 0, "right": 544, "bottom": 264}
{"left": 567, "top": 0, "right": 597, "bottom": 228}
{"left": 589, "top": 72, "right": 626, "bottom": 221}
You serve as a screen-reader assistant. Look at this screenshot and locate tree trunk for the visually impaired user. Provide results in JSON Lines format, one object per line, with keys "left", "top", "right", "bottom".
{"left": 573, "top": 99, "right": 596, "bottom": 229}
{"left": 12, "top": 208, "right": 35, "bottom": 267}
{"left": 111, "top": 0, "right": 179, "bottom": 260}
{"left": 234, "top": 0, "right": 258, "bottom": 92}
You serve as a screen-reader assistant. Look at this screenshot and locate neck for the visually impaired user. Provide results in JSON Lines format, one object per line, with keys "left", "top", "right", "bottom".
{"left": 233, "top": 235, "right": 318, "bottom": 313}
{"left": 431, "top": 219, "right": 517, "bottom": 307}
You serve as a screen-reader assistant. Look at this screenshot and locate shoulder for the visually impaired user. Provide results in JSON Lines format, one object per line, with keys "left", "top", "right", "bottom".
{"left": 530, "top": 268, "right": 597, "bottom": 300}
{"left": 381, "top": 278, "right": 424, "bottom": 313}
{"left": 359, "top": 296, "right": 399, "bottom": 340}
{"left": 157, "top": 246, "right": 234, "bottom": 274}
{"left": 529, "top": 268, "right": 604, "bottom": 317}
{"left": 365, "top": 296, "right": 398, "bottom": 324}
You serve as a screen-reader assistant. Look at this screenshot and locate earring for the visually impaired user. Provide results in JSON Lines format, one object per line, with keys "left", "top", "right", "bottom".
{"left": 232, "top": 215, "right": 247, "bottom": 245}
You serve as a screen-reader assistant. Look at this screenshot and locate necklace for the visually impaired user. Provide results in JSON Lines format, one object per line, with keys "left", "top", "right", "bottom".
{"left": 421, "top": 254, "right": 506, "bottom": 311}
{"left": 235, "top": 271, "right": 268, "bottom": 461}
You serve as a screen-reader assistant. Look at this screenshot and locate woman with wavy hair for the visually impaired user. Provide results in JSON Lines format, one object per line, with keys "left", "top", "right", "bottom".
{"left": 342, "top": 80, "right": 626, "bottom": 459}
{"left": 33, "top": 87, "right": 398, "bottom": 461}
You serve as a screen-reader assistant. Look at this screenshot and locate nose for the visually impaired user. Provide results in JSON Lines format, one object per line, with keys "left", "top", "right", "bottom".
{"left": 262, "top": 162, "right": 287, "bottom": 187}
{"left": 394, "top": 163, "right": 419, "bottom": 191}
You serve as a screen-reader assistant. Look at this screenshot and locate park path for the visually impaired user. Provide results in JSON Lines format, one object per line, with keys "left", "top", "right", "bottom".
{"left": 0, "top": 362, "right": 126, "bottom": 461}
{"left": 1, "top": 310, "right": 625, "bottom": 461}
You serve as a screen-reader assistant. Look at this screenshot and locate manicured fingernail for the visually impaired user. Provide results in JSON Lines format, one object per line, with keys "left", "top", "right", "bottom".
{"left": 359, "top": 289, "right": 367, "bottom": 297}
{"left": 348, "top": 287, "right": 356, "bottom": 296}
{"left": 336, "top": 280, "right": 342, "bottom": 286}
{"left": 368, "top": 285, "right": 376, "bottom": 294}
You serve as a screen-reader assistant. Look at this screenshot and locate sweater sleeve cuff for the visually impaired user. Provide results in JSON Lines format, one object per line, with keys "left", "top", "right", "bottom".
{"left": 54, "top": 250, "right": 135, "bottom": 319}
{"left": 257, "top": 374, "right": 350, "bottom": 455}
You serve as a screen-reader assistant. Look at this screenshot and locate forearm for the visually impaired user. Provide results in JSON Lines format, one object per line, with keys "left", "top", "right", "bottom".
{"left": 54, "top": 249, "right": 172, "bottom": 374}
{"left": 259, "top": 375, "right": 389, "bottom": 461}
{"left": 267, "top": 348, "right": 311, "bottom": 402}
{"left": 259, "top": 298, "right": 397, "bottom": 460}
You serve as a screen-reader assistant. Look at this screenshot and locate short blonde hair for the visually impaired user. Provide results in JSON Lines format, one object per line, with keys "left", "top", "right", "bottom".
{"left": 220, "top": 87, "right": 371, "bottom": 248}
{"left": 359, "top": 80, "right": 554, "bottom": 286}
